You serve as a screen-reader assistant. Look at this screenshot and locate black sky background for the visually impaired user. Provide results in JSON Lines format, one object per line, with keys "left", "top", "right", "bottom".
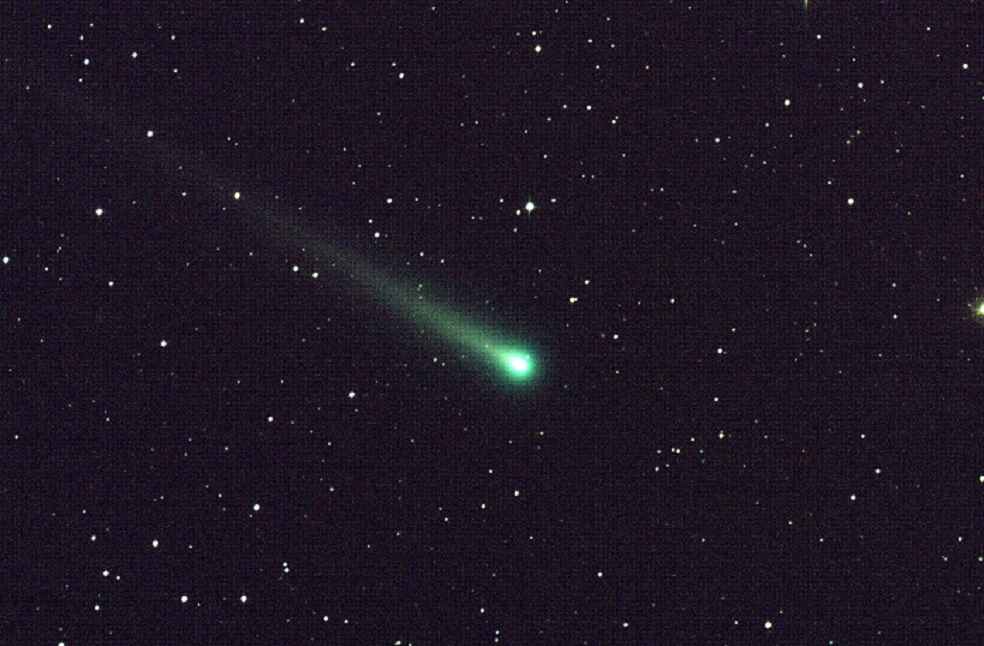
{"left": 2, "top": 2, "right": 982, "bottom": 644}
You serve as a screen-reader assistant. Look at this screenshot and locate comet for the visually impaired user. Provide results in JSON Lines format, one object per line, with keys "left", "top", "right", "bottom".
{"left": 254, "top": 202, "right": 542, "bottom": 386}
{"left": 43, "top": 77, "right": 543, "bottom": 388}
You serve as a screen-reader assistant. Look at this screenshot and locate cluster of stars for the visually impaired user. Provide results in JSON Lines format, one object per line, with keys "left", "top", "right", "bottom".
{"left": 29, "top": 6, "right": 982, "bottom": 644}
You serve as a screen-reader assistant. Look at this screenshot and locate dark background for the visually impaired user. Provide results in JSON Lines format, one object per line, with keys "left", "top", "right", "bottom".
{"left": 2, "top": 2, "right": 981, "bottom": 644}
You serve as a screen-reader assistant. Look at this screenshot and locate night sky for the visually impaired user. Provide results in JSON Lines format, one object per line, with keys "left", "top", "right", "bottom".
{"left": 4, "top": 2, "right": 983, "bottom": 645}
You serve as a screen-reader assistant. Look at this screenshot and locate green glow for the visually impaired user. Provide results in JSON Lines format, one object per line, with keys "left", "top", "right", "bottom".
{"left": 334, "top": 258, "right": 540, "bottom": 385}
{"left": 58, "top": 90, "right": 541, "bottom": 388}
{"left": 501, "top": 351, "right": 534, "bottom": 379}
{"left": 157, "top": 163, "right": 539, "bottom": 385}
{"left": 969, "top": 298, "right": 984, "bottom": 327}
{"left": 262, "top": 220, "right": 543, "bottom": 386}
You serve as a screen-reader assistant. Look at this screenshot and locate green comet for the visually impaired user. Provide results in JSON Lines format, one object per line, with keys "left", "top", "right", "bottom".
{"left": 391, "top": 286, "right": 540, "bottom": 385}
{"left": 39, "top": 63, "right": 543, "bottom": 389}
{"left": 255, "top": 211, "right": 542, "bottom": 386}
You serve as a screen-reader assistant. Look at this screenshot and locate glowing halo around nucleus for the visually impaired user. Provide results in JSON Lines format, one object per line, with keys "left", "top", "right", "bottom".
{"left": 499, "top": 349, "right": 535, "bottom": 381}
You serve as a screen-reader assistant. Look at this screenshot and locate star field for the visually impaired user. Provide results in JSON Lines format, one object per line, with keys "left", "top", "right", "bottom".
{"left": 3, "top": 3, "right": 982, "bottom": 645}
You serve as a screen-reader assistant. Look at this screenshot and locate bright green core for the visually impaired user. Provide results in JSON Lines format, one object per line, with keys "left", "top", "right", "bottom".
{"left": 501, "top": 351, "right": 534, "bottom": 379}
